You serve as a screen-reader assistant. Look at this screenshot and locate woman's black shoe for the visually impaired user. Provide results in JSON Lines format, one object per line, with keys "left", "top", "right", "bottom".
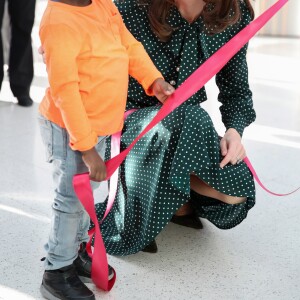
{"left": 40, "top": 265, "right": 95, "bottom": 300}
{"left": 171, "top": 213, "right": 203, "bottom": 229}
{"left": 142, "top": 239, "right": 158, "bottom": 253}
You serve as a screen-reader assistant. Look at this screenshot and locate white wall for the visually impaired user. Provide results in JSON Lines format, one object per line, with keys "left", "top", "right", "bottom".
{"left": 254, "top": 0, "right": 300, "bottom": 37}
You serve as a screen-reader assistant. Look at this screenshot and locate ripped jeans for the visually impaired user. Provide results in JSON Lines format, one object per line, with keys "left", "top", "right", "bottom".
{"left": 38, "top": 115, "right": 107, "bottom": 270}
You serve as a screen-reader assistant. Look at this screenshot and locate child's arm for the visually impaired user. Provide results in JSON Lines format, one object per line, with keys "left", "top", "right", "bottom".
{"left": 40, "top": 24, "right": 97, "bottom": 152}
{"left": 112, "top": 5, "right": 174, "bottom": 102}
{"left": 40, "top": 24, "right": 106, "bottom": 181}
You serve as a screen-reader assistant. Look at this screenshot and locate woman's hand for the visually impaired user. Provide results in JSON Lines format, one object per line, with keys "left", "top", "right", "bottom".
{"left": 150, "top": 78, "right": 175, "bottom": 103}
{"left": 81, "top": 147, "right": 107, "bottom": 182}
{"left": 219, "top": 128, "right": 246, "bottom": 168}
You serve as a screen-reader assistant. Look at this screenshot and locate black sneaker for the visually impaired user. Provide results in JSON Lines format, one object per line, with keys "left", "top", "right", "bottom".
{"left": 74, "top": 243, "right": 115, "bottom": 283}
{"left": 40, "top": 265, "right": 95, "bottom": 300}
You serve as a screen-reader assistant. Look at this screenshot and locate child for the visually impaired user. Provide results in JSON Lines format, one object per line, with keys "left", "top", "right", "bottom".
{"left": 38, "top": 0, "right": 174, "bottom": 299}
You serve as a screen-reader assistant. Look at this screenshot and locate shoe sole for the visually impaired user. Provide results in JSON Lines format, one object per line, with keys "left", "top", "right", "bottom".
{"left": 40, "top": 284, "right": 61, "bottom": 300}
{"left": 40, "top": 283, "right": 96, "bottom": 300}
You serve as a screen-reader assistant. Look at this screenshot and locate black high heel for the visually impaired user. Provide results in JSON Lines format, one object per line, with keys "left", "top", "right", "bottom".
{"left": 170, "top": 213, "right": 203, "bottom": 229}
{"left": 142, "top": 239, "right": 158, "bottom": 253}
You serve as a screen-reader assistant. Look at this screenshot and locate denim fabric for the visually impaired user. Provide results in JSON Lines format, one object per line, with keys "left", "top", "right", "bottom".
{"left": 38, "top": 115, "right": 107, "bottom": 270}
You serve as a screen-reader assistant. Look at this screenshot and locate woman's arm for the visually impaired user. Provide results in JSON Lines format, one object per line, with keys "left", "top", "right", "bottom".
{"left": 216, "top": 2, "right": 256, "bottom": 167}
{"left": 216, "top": 1, "right": 256, "bottom": 137}
{"left": 216, "top": 42, "right": 256, "bottom": 137}
{"left": 217, "top": 42, "right": 256, "bottom": 168}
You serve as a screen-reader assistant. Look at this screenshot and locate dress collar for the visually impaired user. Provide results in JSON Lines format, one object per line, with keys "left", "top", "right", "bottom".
{"left": 165, "top": 6, "right": 204, "bottom": 56}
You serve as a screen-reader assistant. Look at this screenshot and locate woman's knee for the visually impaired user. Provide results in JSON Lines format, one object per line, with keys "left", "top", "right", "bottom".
{"left": 190, "top": 175, "right": 246, "bottom": 205}
{"left": 220, "top": 195, "right": 246, "bottom": 205}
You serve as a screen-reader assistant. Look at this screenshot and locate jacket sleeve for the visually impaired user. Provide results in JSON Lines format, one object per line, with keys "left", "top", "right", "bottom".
{"left": 40, "top": 24, "right": 97, "bottom": 151}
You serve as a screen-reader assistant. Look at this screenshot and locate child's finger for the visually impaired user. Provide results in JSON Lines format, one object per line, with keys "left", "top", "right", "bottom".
{"left": 162, "top": 82, "right": 175, "bottom": 95}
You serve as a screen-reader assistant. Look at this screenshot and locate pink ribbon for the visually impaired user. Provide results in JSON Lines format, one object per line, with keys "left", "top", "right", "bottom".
{"left": 243, "top": 157, "right": 300, "bottom": 196}
{"left": 72, "top": 110, "right": 136, "bottom": 291}
{"left": 73, "top": 174, "right": 116, "bottom": 291}
{"left": 73, "top": 0, "right": 291, "bottom": 291}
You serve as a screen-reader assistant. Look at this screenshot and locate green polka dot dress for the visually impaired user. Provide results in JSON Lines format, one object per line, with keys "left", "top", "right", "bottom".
{"left": 95, "top": 0, "right": 256, "bottom": 256}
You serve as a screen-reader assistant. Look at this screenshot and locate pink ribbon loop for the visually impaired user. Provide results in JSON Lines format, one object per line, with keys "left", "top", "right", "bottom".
{"left": 72, "top": 110, "right": 137, "bottom": 291}
{"left": 73, "top": 174, "right": 116, "bottom": 291}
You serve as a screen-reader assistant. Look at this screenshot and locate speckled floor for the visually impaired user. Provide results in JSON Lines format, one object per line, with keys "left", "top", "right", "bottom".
{"left": 0, "top": 1, "right": 300, "bottom": 300}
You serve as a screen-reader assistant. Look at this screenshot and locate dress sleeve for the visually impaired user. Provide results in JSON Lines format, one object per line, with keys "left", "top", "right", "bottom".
{"left": 216, "top": 2, "right": 256, "bottom": 137}
{"left": 40, "top": 24, "right": 98, "bottom": 151}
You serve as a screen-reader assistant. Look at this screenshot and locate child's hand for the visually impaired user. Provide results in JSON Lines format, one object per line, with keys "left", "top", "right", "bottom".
{"left": 81, "top": 147, "right": 107, "bottom": 181}
{"left": 151, "top": 78, "right": 175, "bottom": 103}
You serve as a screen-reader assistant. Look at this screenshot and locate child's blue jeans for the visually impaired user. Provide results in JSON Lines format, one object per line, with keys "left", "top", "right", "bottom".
{"left": 38, "top": 115, "right": 107, "bottom": 270}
